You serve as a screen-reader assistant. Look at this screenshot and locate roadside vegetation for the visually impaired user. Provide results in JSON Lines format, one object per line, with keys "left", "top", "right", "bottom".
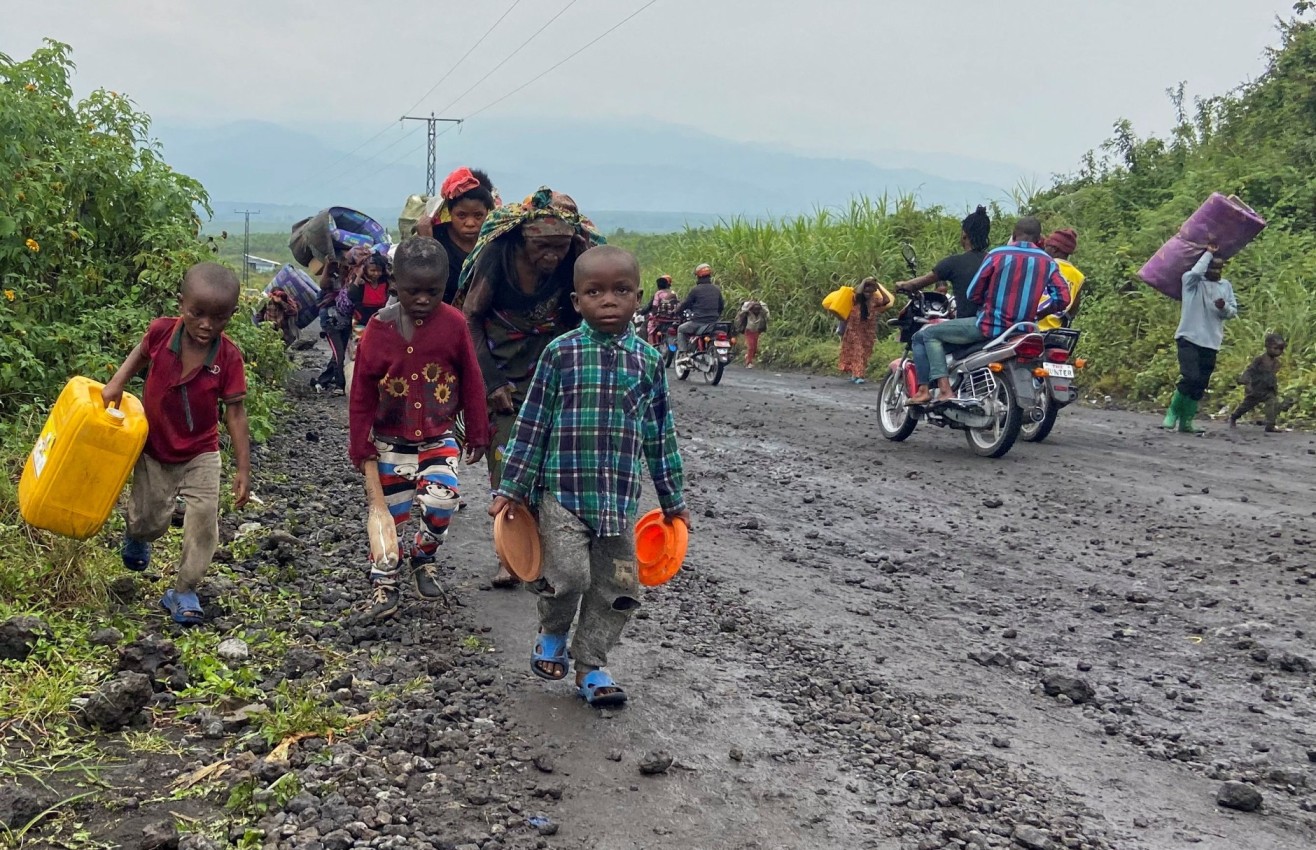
{"left": 618, "top": 11, "right": 1316, "bottom": 421}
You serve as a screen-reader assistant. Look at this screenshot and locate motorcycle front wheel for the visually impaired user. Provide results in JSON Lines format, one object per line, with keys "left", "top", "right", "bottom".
{"left": 1021, "top": 387, "right": 1060, "bottom": 443}
{"left": 877, "top": 370, "right": 917, "bottom": 441}
{"left": 676, "top": 356, "right": 691, "bottom": 381}
{"left": 965, "top": 372, "right": 1022, "bottom": 458}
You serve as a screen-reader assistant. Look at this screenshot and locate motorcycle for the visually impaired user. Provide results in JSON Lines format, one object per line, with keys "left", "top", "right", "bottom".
{"left": 876, "top": 244, "right": 1045, "bottom": 458}
{"left": 1019, "top": 322, "right": 1087, "bottom": 443}
{"left": 674, "top": 313, "right": 734, "bottom": 386}
{"left": 648, "top": 317, "right": 681, "bottom": 368}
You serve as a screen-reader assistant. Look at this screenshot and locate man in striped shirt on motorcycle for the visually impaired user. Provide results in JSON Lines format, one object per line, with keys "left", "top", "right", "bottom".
{"left": 906, "top": 217, "right": 1070, "bottom": 407}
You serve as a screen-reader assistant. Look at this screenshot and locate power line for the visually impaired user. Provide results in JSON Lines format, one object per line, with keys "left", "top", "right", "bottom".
{"left": 463, "top": 0, "right": 661, "bottom": 121}
{"left": 338, "top": 123, "right": 464, "bottom": 197}
{"left": 280, "top": 0, "right": 521, "bottom": 198}
{"left": 399, "top": 0, "right": 524, "bottom": 117}
{"left": 433, "top": 0, "right": 580, "bottom": 115}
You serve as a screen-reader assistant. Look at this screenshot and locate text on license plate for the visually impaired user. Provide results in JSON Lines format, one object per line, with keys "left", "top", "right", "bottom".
{"left": 1043, "top": 363, "right": 1075, "bottom": 378}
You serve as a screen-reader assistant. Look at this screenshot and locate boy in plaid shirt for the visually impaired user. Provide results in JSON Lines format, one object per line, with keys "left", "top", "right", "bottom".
{"left": 490, "top": 246, "right": 688, "bottom": 707}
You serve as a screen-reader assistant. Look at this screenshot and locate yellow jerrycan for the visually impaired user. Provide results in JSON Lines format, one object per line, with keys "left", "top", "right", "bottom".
{"left": 18, "top": 376, "right": 149, "bottom": 540}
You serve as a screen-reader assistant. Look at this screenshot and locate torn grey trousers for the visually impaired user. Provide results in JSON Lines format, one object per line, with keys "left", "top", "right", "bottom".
{"left": 530, "top": 495, "right": 642, "bottom": 669}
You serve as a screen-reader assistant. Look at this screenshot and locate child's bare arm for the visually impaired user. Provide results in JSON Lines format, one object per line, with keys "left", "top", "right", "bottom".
{"left": 224, "top": 400, "right": 252, "bottom": 508}
{"left": 102, "top": 340, "right": 149, "bottom": 407}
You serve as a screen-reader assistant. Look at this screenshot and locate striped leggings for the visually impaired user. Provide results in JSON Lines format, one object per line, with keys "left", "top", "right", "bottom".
{"left": 371, "top": 436, "right": 461, "bottom": 583}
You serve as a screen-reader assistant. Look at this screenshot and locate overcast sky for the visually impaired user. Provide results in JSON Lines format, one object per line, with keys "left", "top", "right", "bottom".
{"left": 2, "top": 0, "right": 1299, "bottom": 176}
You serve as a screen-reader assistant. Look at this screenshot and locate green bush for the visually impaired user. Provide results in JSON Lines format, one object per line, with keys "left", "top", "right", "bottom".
{"left": 617, "top": 12, "right": 1316, "bottom": 421}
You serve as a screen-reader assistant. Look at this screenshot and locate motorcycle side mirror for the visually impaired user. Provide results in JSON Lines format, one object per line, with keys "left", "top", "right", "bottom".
{"left": 900, "top": 242, "right": 919, "bottom": 275}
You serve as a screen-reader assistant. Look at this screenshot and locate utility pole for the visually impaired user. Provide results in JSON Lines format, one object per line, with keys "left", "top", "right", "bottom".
{"left": 234, "top": 209, "right": 260, "bottom": 287}
{"left": 399, "top": 113, "right": 463, "bottom": 195}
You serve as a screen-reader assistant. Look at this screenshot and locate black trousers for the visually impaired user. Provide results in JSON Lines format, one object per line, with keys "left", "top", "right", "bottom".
{"left": 1176, "top": 338, "right": 1218, "bottom": 401}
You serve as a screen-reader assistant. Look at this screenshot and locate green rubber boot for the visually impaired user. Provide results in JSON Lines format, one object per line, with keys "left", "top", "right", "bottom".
{"left": 1177, "top": 396, "right": 1204, "bottom": 433}
{"left": 1162, "top": 391, "right": 1183, "bottom": 430}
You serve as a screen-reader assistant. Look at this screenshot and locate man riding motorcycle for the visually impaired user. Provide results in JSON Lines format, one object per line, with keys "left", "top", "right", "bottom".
{"left": 639, "top": 274, "right": 682, "bottom": 345}
{"left": 677, "top": 263, "right": 725, "bottom": 353}
{"left": 903, "top": 217, "right": 1070, "bottom": 406}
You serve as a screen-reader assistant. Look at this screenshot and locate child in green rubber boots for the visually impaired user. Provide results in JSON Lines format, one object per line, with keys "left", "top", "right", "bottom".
{"left": 1163, "top": 243, "right": 1237, "bottom": 433}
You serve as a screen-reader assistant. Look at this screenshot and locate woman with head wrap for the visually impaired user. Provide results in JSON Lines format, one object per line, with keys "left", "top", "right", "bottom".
{"left": 1037, "top": 228, "right": 1085, "bottom": 330}
{"left": 457, "top": 187, "right": 605, "bottom": 586}
{"left": 895, "top": 205, "right": 993, "bottom": 317}
{"left": 416, "top": 167, "right": 499, "bottom": 304}
{"left": 838, "top": 277, "right": 891, "bottom": 384}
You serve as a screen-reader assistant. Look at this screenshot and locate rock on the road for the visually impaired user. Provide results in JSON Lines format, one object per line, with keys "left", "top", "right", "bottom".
{"left": 1217, "top": 780, "right": 1264, "bottom": 812}
{"left": 1012, "top": 824, "right": 1054, "bottom": 849}
{"left": 639, "top": 750, "right": 674, "bottom": 775}
{"left": 140, "top": 819, "right": 179, "bottom": 850}
{"left": 216, "top": 638, "right": 249, "bottom": 663}
{"left": 0, "top": 615, "right": 51, "bottom": 661}
{"left": 1041, "top": 673, "right": 1095, "bottom": 704}
{"left": 82, "top": 672, "right": 153, "bottom": 730}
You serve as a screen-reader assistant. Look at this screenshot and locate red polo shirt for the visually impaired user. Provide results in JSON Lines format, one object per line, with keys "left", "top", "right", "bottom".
{"left": 140, "top": 317, "right": 247, "bottom": 463}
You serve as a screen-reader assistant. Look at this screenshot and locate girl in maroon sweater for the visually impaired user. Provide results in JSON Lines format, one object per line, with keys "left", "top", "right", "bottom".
{"left": 349, "top": 237, "right": 490, "bottom": 620}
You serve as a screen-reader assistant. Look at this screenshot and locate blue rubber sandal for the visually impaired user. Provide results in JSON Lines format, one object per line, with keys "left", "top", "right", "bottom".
{"left": 160, "top": 589, "right": 205, "bottom": 626}
{"left": 531, "top": 633, "right": 569, "bottom": 681}
{"left": 577, "top": 669, "right": 628, "bottom": 708}
{"left": 122, "top": 537, "right": 151, "bottom": 572}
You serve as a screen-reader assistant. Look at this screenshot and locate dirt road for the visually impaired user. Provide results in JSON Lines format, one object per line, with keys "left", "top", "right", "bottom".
{"left": 450, "top": 364, "right": 1316, "bottom": 850}
{"left": 35, "top": 352, "right": 1314, "bottom": 850}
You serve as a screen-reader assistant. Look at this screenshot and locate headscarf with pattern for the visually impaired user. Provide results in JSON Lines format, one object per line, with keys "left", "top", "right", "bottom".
{"left": 455, "top": 186, "right": 605, "bottom": 299}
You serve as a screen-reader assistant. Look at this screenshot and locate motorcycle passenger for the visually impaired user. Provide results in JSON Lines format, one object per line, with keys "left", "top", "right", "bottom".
{"left": 906, "top": 217, "right": 1070, "bottom": 407}
{"left": 1037, "top": 228, "right": 1085, "bottom": 330}
{"left": 895, "top": 205, "right": 992, "bottom": 316}
{"left": 677, "top": 263, "right": 725, "bottom": 353}
{"left": 639, "top": 274, "right": 682, "bottom": 345}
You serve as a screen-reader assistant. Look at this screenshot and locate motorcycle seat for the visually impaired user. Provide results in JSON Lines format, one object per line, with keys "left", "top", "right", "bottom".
{"left": 945, "top": 339, "right": 991, "bottom": 360}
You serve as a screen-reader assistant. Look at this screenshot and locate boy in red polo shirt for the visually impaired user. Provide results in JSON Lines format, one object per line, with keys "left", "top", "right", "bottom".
{"left": 349, "top": 237, "right": 490, "bottom": 621}
{"left": 103, "top": 263, "right": 251, "bottom": 626}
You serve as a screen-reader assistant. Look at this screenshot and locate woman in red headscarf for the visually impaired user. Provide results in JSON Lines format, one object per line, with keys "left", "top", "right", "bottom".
{"left": 416, "top": 167, "right": 499, "bottom": 304}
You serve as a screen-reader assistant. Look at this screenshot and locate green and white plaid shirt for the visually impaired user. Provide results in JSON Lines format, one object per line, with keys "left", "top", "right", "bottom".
{"left": 497, "top": 324, "right": 685, "bottom": 536}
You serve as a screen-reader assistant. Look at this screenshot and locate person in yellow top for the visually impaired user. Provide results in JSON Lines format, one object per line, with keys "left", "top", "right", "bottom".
{"left": 1037, "top": 229, "right": 1085, "bottom": 330}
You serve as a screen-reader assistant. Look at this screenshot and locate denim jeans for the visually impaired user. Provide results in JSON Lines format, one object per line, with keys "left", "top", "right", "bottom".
{"left": 911, "top": 318, "right": 986, "bottom": 384}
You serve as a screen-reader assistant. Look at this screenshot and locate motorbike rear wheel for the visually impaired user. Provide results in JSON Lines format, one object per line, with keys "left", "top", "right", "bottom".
{"left": 877, "top": 370, "right": 918, "bottom": 441}
{"left": 965, "top": 372, "right": 1022, "bottom": 458}
{"left": 1021, "top": 388, "right": 1060, "bottom": 443}
{"left": 702, "top": 353, "right": 725, "bottom": 386}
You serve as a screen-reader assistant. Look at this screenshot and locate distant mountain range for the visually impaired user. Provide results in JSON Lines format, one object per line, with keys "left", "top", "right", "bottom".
{"left": 155, "top": 118, "right": 1033, "bottom": 234}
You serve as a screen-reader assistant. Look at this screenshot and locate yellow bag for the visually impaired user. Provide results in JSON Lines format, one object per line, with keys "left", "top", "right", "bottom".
{"left": 824, "top": 284, "right": 895, "bottom": 319}
{"left": 822, "top": 286, "right": 856, "bottom": 320}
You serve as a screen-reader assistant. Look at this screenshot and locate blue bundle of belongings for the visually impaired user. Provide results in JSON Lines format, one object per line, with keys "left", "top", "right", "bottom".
{"left": 257, "top": 264, "right": 322, "bottom": 329}
{"left": 289, "top": 207, "right": 390, "bottom": 271}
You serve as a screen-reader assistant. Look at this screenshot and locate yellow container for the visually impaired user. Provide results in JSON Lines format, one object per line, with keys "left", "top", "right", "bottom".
{"left": 18, "top": 377, "right": 149, "bottom": 540}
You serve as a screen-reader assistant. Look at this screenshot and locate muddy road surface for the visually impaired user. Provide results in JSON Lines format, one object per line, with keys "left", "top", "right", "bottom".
{"left": 448, "top": 364, "right": 1316, "bottom": 850}
{"left": 42, "top": 349, "right": 1312, "bottom": 850}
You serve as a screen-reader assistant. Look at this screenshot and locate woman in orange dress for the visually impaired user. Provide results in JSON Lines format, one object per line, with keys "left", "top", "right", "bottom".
{"left": 838, "top": 277, "right": 890, "bottom": 384}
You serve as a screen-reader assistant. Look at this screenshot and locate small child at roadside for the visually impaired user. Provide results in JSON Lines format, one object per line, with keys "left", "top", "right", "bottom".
{"left": 1230, "top": 333, "right": 1285, "bottom": 432}
{"left": 490, "top": 245, "right": 689, "bottom": 708}
{"left": 734, "top": 299, "right": 770, "bottom": 368}
{"left": 103, "top": 263, "right": 251, "bottom": 626}
{"left": 349, "top": 237, "right": 490, "bottom": 621}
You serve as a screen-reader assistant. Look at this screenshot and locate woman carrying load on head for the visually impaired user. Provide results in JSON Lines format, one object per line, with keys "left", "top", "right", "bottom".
{"left": 416, "top": 167, "right": 500, "bottom": 304}
{"left": 456, "top": 187, "right": 605, "bottom": 587}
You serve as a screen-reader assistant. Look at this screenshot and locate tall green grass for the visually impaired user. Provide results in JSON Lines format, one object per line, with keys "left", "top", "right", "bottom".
{"left": 616, "top": 194, "right": 1316, "bottom": 417}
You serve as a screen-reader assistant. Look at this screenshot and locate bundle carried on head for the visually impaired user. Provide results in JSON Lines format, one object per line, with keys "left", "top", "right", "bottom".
{"left": 454, "top": 186, "right": 606, "bottom": 298}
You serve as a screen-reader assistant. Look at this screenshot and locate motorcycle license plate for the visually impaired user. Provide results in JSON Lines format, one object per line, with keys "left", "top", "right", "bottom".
{"left": 1043, "top": 363, "right": 1075, "bottom": 378}
{"left": 714, "top": 343, "right": 730, "bottom": 352}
